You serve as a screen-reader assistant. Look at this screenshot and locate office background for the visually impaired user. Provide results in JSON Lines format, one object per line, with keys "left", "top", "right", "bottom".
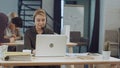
{"left": 0, "top": 0, "right": 120, "bottom": 56}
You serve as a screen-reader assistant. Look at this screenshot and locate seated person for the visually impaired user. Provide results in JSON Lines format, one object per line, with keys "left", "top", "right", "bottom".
{"left": 0, "top": 12, "right": 15, "bottom": 44}
{"left": 4, "top": 12, "right": 23, "bottom": 40}
{"left": 4, "top": 12, "right": 23, "bottom": 51}
{"left": 23, "top": 8, "right": 60, "bottom": 68}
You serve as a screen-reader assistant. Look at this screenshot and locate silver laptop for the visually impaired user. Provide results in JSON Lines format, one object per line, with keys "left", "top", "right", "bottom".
{"left": 35, "top": 34, "right": 67, "bottom": 57}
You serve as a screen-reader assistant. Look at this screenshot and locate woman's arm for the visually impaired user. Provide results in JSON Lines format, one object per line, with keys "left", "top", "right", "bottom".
{"left": 14, "top": 28, "right": 22, "bottom": 40}
{"left": 24, "top": 31, "right": 32, "bottom": 50}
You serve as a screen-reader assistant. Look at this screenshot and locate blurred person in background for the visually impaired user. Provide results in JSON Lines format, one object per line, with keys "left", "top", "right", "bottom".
{"left": 0, "top": 12, "right": 15, "bottom": 44}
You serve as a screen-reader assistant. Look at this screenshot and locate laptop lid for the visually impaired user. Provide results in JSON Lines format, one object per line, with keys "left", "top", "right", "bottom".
{"left": 35, "top": 34, "right": 67, "bottom": 57}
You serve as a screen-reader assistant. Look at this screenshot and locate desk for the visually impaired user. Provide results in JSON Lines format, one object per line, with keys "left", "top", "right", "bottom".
{"left": 1, "top": 40, "right": 24, "bottom": 46}
{"left": 1, "top": 40, "right": 24, "bottom": 51}
{"left": 1, "top": 41, "right": 76, "bottom": 47}
{"left": 67, "top": 42, "right": 77, "bottom": 53}
{"left": 0, "top": 53, "right": 120, "bottom": 68}
{"left": 67, "top": 42, "right": 87, "bottom": 53}
{"left": 1, "top": 41, "right": 77, "bottom": 52}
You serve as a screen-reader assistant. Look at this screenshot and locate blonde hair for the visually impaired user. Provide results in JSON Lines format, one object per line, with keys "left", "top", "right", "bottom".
{"left": 9, "top": 12, "right": 18, "bottom": 19}
{"left": 33, "top": 8, "right": 46, "bottom": 21}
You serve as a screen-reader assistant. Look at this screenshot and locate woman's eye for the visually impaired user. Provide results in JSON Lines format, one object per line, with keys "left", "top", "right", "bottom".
{"left": 42, "top": 19, "right": 45, "bottom": 22}
{"left": 37, "top": 19, "right": 40, "bottom": 22}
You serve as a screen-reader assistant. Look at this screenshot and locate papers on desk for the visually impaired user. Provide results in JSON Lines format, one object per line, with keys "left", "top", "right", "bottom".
{"left": 66, "top": 53, "right": 95, "bottom": 60}
{"left": 66, "top": 53, "right": 88, "bottom": 56}
{"left": 15, "top": 40, "right": 24, "bottom": 44}
{"left": 1, "top": 40, "right": 24, "bottom": 46}
{"left": 3, "top": 52, "right": 32, "bottom": 61}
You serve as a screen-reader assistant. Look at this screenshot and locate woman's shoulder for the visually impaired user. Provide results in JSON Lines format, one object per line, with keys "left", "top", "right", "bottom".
{"left": 25, "top": 27, "right": 36, "bottom": 34}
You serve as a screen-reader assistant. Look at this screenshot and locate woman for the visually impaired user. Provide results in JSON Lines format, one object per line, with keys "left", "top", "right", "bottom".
{"left": 4, "top": 12, "right": 23, "bottom": 51}
{"left": 24, "top": 8, "right": 54, "bottom": 54}
{"left": 4, "top": 12, "right": 23, "bottom": 40}
{"left": 24, "top": 8, "right": 59, "bottom": 68}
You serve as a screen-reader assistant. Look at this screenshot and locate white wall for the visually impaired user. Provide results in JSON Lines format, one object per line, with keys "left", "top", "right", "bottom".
{"left": 104, "top": 0, "right": 120, "bottom": 30}
{"left": 0, "top": 0, "right": 18, "bottom": 15}
{"left": 63, "top": 5, "right": 84, "bottom": 36}
{"left": 99, "top": 0, "right": 120, "bottom": 53}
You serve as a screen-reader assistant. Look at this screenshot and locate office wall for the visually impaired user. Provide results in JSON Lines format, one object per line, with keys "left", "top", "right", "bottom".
{"left": 0, "top": 0, "right": 18, "bottom": 15}
{"left": 104, "top": 0, "right": 120, "bottom": 30}
{"left": 64, "top": 0, "right": 90, "bottom": 38}
{"left": 64, "top": 5, "right": 84, "bottom": 36}
{"left": 99, "top": 0, "right": 120, "bottom": 53}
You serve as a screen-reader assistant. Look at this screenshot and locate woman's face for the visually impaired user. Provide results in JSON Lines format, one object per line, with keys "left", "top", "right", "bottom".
{"left": 34, "top": 15, "right": 46, "bottom": 30}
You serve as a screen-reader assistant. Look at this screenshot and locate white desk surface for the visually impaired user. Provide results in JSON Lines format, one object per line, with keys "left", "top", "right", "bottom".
{"left": 1, "top": 40, "right": 77, "bottom": 46}
{"left": 1, "top": 40, "right": 24, "bottom": 46}
{"left": 0, "top": 53, "right": 120, "bottom": 67}
{"left": 66, "top": 42, "right": 77, "bottom": 46}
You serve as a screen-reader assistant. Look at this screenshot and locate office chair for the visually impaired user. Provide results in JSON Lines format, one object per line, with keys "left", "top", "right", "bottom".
{"left": 70, "top": 31, "right": 88, "bottom": 53}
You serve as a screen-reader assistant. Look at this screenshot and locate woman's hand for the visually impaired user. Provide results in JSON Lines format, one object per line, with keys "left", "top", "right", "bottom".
{"left": 32, "top": 50, "right": 36, "bottom": 55}
{"left": 9, "top": 37, "right": 15, "bottom": 43}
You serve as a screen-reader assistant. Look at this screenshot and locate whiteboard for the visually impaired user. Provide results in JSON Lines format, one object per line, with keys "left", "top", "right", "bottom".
{"left": 63, "top": 5, "right": 84, "bottom": 36}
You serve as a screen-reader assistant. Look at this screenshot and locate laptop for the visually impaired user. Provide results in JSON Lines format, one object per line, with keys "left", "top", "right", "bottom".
{"left": 35, "top": 34, "right": 67, "bottom": 57}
